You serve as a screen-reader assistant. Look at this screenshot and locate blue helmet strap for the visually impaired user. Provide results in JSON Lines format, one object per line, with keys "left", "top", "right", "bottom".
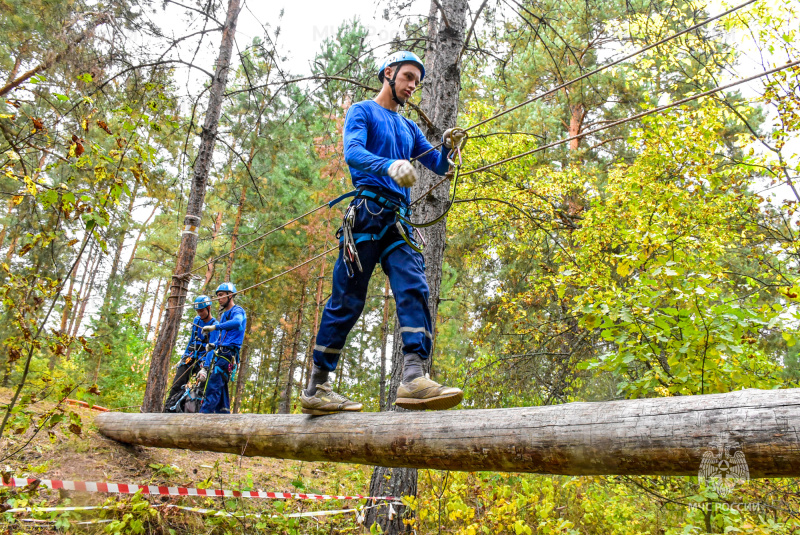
{"left": 388, "top": 63, "right": 406, "bottom": 107}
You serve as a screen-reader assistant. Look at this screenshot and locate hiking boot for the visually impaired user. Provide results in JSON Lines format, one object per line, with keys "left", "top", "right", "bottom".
{"left": 300, "top": 382, "right": 363, "bottom": 415}
{"left": 395, "top": 375, "right": 463, "bottom": 410}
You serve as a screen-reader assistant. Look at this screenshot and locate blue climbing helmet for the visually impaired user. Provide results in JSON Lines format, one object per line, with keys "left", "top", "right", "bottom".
{"left": 192, "top": 295, "right": 212, "bottom": 310}
{"left": 215, "top": 282, "right": 237, "bottom": 295}
{"left": 377, "top": 51, "right": 425, "bottom": 83}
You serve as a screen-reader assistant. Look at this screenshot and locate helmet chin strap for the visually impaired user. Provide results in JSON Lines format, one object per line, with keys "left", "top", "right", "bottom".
{"left": 387, "top": 65, "right": 406, "bottom": 107}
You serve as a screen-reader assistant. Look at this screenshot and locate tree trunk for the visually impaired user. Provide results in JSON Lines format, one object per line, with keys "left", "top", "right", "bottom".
{"left": 232, "top": 319, "right": 255, "bottom": 414}
{"left": 146, "top": 278, "right": 162, "bottom": 338}
{"left": 123, "top": 203, "right": 158, "bottom": 276}
{"left": 69, "top": 249, "right": 102, "bottom": 339}
{"left": 225, "top": 184, "right": 248, "bottom": 282}
{"left": 4, "top": 234, "right": 18, "bottom": 262}
{"left": 202, "top": 210, "right": 224, "bottom": 290}
{"left": 151, "top": 278, "right": 169, "bottom": 343}
{"left": 51, "top": 243, "right": 87, "bottom": 369}
{"left": 253, "top": 330, "right": 274, "bottom": 413}
{"left": 64, "top": 249, "right": 102, "bottom": 360}
{"left": 568, "top": 102, "right": 585, "bottom": 150}
{"left": 270, "top": 334, "right": 285, "bottom": 414}
{"left": 96, "top": 387, "right": 800, "bottom": 478}
{"left": 367, "top": 0, "right": 467, "bottom": 531}
{"left": 66, "top": 242, "right": 95, "bottom": 340}
{"left": 279, "top": 285, "right": 307, "bottom": 414}
{"left": 0, "top": 199, "right": 14, "bottom": 251}
{"left": 379, "top": 279, "right": 391, "bottom": 412}
{"left": 141, "top": 0, "right": 241, "bottom": 412}
{"left": 106, "top": 183, "right": 139, "bottom": 296}
{"left": 202, "top": 147, "right": 237, "bottom": 290}
{"left": 138, "top": 278, "right": 151, "bottom": 324}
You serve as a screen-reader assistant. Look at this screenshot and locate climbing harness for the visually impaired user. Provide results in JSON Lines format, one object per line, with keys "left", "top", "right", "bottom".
{"left": 197, "top": 346, "right": 239, "bottom": 412}
{"left": 331, "top": 187, "right": 422, "bottom": 276}
{"left": 331, "top": 132, "right": 467, "bottom": 269}
{"left": 164, "top": 327, "right": 208, "bottom": 413}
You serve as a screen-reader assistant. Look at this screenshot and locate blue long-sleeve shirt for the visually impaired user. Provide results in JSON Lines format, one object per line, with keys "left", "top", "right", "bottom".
{"left": 216, "top": 304, "right": 247, "bottom": 348}
{"left": 343, "top": 100, "right": 450, "bottom": 204}
{"left": 183, "top": 316, "right": 219, "bottom": 359}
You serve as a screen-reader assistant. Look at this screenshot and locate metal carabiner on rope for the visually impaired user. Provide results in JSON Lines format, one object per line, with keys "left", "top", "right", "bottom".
{"left": 340, "top": 204, "right": 363, "bottom": 278}
{"left": 446, "top": 128, "right": 467, "bottom": 167}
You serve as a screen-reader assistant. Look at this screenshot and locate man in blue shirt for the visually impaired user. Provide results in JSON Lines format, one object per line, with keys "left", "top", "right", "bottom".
{"left": 301, "top": 51, "right": 465, "bottom": 415}
{"left": 164, "top": 295, "right": 218, "bottom": 412}
{"left": 198, "top": 282, "right": 247, "bottom": 414}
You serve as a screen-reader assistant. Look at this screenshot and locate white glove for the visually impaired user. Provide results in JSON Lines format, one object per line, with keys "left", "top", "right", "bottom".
{"left": 196, "top": 368, "right": 208, "bottom": 382}
{"left": 205, "top": 343, "right": 215, "bottom": 353}
{"left": 387, "top": 160, "right": 418, "bottom": 188}
{"left": 202, "top": 325, "right": 216, "bottom": 333}
{"left": 442, "top": 128, "right": 466, "bottom": 149}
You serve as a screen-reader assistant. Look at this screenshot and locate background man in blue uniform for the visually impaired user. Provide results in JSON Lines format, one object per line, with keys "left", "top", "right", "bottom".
{"left": 197, "top": 282, "right": 247, "bottom": 414}
{"left": 301, "top": 51, "right": 466, "bottom": 415}
{"left": 164, "top": 295, "right": 218, "bottom": 412}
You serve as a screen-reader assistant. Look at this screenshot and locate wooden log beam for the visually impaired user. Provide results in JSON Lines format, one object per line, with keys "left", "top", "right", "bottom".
{"left": 96, "top": 388, "right": 800, "bottom": 477}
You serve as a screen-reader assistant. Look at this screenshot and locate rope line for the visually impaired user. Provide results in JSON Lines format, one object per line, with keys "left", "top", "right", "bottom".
{"left": 167, "top": 246, "right": 338, "bottom": 310}
{"left": 459, "top": 60, "right": 800, "bottom": 177}
{"left": 183, "top": 202, "right": 328, "bottom": 276}
{"left": 163, "top": 60, "right": 798, "bottom": 311}
{"left": 409, "top": 0, "right": 758, "bottom": 164}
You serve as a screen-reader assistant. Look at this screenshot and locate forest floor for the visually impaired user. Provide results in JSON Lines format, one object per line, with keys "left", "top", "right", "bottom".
{"left": 0, "top": 388, "right": 378, "bottom": 534}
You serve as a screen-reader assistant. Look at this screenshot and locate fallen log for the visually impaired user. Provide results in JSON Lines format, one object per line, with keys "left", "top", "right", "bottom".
{"left": 96, "top": 388, "right": 800, "bottom": 477}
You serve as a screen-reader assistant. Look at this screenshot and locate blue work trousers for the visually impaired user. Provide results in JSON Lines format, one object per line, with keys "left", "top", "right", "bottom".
{"left": 199, "top": 347, "right": 238, "bottom": 414}
{"left": 313, "top": 195, "right": 433, "bottom": 372}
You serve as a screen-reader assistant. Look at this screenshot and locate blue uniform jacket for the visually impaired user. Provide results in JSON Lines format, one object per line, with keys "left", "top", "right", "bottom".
{"left": 343, "top": 100, "right": 450, "bottom": 204}
{"left": 183, "top": 316, "right": 219, "bottom": 359}
{"left": 216, "top": 305, "right": 247, "bottom": 348}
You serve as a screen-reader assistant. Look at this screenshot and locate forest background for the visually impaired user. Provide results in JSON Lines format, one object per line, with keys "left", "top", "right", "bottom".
{"left": 1, "top": 0, "right": 800, "bottom": 532}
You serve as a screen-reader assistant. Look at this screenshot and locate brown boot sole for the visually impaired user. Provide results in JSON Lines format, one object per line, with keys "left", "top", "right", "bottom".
{"left": 301, "top": 407, "right": 363, "bottom": 416}
{"left": 395, "top": 391, "right": 463, "bottom": 411}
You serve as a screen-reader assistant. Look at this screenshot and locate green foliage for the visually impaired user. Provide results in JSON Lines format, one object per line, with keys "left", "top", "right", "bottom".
{"left": 1, "top": 0, "right": 800, "bottom": 532}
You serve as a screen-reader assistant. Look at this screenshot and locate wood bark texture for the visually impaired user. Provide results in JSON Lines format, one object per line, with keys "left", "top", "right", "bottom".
{"left": 140, "top": 0, "right": 241, "bottom": 412}
{"left": 97, "top": 388, "right": 800, "bottom": 477}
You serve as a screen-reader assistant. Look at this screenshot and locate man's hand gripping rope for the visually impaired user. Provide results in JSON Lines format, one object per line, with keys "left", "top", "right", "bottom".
{"left": 393, "top": 128, "right": 467, "bottom": 253}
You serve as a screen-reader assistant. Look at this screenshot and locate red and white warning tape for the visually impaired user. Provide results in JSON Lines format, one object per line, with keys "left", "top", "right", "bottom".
{"left": 2, "top": 477, "right": 398, "bottom": 502}
{"left": 5, "top": 504, "right": 372, "bottom": 520}
{"left": 65, "top": 399, "right": 109, "bottom": 412}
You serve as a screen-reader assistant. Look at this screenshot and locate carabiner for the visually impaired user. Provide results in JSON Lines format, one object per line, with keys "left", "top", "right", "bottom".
{"left": 341, "top": 204, "right": 363, "bottom": 277}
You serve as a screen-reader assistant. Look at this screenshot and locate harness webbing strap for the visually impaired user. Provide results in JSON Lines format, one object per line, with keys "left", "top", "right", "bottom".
{"left": 328, "top": 190, "right": 358, "bottom": 208}
{"left": 380, "top": 240, "right": 407, "bottom": 263}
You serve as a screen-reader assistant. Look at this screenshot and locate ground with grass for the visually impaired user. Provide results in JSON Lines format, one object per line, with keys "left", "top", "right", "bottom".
{"left": 0, "top": 389, "right": 381, "bottom": 534}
